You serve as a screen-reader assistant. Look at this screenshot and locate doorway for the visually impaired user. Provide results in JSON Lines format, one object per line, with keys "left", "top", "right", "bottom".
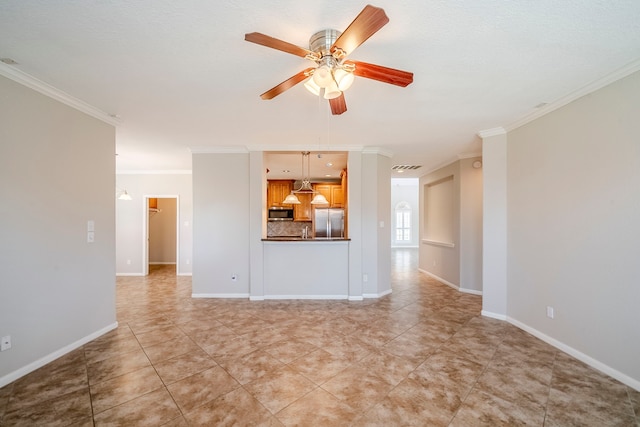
{"left": 143, "top": 196, "right": 180, "bottom": 276}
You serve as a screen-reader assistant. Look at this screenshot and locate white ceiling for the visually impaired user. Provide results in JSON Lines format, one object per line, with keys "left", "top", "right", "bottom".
{"left": 1, "top": 1, "right": 640, "bottom": 178}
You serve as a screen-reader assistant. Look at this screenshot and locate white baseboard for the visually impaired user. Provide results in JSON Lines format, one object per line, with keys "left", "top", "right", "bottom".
{"left": 417, "top": 269, "right": 483, "bottom": 296}
{"left": 418, "top": 269, "right": 459, "bottom": 290}
{"left": 363, "top": 289, "right": 393, "bottom": 299}
{"left": 481, "top": 310, "right": 507, "bottom": 320}
{"left": 177, "top": 272, "right": 192, "bottom": 277}
{"left": 192, "top": 293, "right": 249, "bottom": 299}
{"left": 0, "top": 322, "right": 118, "bottom": 388}
{"left": 261, "top": 294, "right": 349, "bottom": 300}
{"left": 507, "top": 316, "right": 640, "bottom": 392}
{"left": 348, "top": 296, "right": 365, "bottom": 301}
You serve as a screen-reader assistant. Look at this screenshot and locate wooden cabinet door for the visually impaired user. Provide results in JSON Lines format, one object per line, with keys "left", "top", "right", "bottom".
{"left": 268, "top": 180, "right": 293, "bottom": 207}
{"left": 331, "top": 185, "right": 343, "bottom": 207}
{"left": 313, "top": 184, "right": 332, "bottom": 206}
{"left": 293, "top": 192, "right": 312, "bottom": 221}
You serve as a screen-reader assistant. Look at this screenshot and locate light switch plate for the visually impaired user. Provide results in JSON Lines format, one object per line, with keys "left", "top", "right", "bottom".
{"left": 1, "top": 336, "right": 11, "bottom": 351}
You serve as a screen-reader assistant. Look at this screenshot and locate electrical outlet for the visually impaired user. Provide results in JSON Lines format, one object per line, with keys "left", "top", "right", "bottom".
{"left": 1, "top": 336, "right": 11, "bottom": 351}
{"left": 363, "top": 274, "right": 368, "bottom": 282}
{"left": 546, "top": 306, "right": 554, "bottom": 319}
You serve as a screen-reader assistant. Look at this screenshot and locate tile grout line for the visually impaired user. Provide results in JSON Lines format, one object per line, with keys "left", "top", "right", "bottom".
{"left": 445, "top": 319, "right": 509, "bottom": 426}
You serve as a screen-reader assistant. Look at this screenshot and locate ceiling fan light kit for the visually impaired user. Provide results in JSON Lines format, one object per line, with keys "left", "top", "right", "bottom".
{"left": 245, "top": 5, "right": 413, "bottom": 115}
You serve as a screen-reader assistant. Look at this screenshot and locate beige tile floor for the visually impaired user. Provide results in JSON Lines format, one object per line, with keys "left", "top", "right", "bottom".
{"left": 1, "top": 248, "right": 639, "bottom": 426}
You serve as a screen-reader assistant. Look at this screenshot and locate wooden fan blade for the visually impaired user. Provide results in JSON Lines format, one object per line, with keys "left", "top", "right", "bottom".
{"left": 260, "top": 68, "right": 314, "bottom": 100}
{"left": 329, "top": 93, "right": 347, "bottom": 115}
{"left": 245, "top": 32, "right": 315, "bottom": 58}
{"left": 348, "top": 60, "right": 413, "bottom": 87}
{"left": 331, "top": 5, "right": 389, "bottom": 57}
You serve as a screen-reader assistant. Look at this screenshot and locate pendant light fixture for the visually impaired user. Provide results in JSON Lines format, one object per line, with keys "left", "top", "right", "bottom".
{"left": 282, "top": 152, "right": 329, "bottom": 205}
{"left": 117, "top": 189, "right": 132, "bottom": 200}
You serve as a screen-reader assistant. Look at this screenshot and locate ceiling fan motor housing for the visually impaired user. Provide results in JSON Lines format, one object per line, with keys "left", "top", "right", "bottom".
{"left": 309, "top": 29, "right": 341, "bottom": 57}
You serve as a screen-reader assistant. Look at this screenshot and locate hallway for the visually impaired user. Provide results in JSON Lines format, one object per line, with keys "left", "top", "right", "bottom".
{"left": 0, "top": 249, "right": 638, "bottom": 425}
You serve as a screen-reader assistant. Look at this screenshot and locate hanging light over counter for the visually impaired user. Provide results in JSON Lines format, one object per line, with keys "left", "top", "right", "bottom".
{"left": 282, "top": 152, "right": 329, "bottom": 205}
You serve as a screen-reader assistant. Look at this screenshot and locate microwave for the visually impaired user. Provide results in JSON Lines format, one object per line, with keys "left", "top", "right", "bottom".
{"left": 268, "top": 207, "right": 294, "bottom": 221}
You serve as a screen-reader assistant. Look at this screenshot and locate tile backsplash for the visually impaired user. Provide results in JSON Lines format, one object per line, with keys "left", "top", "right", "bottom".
{"left": 267, "top": 221, "right": 312, "bottom": 237}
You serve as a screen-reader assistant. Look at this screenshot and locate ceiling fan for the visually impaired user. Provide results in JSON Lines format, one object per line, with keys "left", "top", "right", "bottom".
{"left": 244, "top": 4, "right": 413, "bottom": 115}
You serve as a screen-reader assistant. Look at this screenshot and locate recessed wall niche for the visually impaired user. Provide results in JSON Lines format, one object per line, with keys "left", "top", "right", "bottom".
{"left": 423, "top": 175, "right": 455, "bottom": 245}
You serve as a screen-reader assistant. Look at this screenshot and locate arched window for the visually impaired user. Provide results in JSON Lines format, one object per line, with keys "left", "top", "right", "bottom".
{"left": 395, "top": 201, "right": 412, "bottom": 242}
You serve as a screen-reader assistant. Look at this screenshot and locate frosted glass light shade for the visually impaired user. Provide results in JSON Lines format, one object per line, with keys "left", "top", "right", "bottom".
{"left": 313, "top": 64, "right": 333, "bottom": 88}
{"left": 334, "top": 68, "right": 354, "bottom": 91}
{"left": 118, "top": 190, "right": 132, "bottom": 200}
{"left": 311, "top": 194, "right": 329, "bottom": 204}
{"left": 282, "top": 193, "right": 301, "bottom": 204}
{"left": 323, "top": 81, "right": 342, "bottom": 99}
{"left": 304, "top": 77, "right": 321, "bottom": 96}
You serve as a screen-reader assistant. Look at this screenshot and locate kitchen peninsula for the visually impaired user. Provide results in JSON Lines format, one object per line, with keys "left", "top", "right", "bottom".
{"left": 259, "top": 165, "right": 351, "bottom": 299}
{"left": 261, "top": 238, "right": 350, "bottom": 299}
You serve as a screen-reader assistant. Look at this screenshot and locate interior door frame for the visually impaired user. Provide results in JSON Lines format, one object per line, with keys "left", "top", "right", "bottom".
{"left": 143, "top": 195, "right": 181, "bottom": 276}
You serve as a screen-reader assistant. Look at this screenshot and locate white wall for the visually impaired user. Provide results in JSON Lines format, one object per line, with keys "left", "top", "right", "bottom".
{"left": 505, "top": 70, "right": 640, "bottom": 387}
{"left": 361, "top": 152, "right": 392, "bottom": 297}
{"left": 0, "top": 75, "right": 116, "bottom": 386}
{"left": 391, "top": 178, "right": 419, "bottom": 247}
{"left": 115, "top": 174, "right": 192, "bottom": 275}
{"left": 459, "top": 158, "right": 483, "bottom": 293}
{"left": 192, "top": 152, "right": 250, "bottom": 297}
{"left": 481, "top": 132, "right": 508, "bottom": 317}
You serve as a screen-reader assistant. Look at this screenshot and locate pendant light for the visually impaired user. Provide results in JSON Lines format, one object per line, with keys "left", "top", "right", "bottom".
{"left": 282, "top": 152, "right": 329, "bottom": 205}
{"left": 117, "top": 189, "right": 132, "bottom": 200}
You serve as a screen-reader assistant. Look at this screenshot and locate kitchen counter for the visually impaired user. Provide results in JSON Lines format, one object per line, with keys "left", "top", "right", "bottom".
{"left": 262, "top": 237, "right": 350, "bottom": 241}
{"left": 259, "top": 239, "right": 350, "bottom": 299}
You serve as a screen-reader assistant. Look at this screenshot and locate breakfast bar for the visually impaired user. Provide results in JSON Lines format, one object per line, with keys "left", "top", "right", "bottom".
{"left": 261, "top": 238, "right": 350, "bottom": 299}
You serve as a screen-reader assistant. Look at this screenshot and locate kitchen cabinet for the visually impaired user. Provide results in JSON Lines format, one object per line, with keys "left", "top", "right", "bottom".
{"left": 293, "top": 192, "right": 312, "bottom": 221}
{"left": 267, "top": 180, "right": 293, "bottom": 207}
{"left": 313, "top": 183, "right": 343, "bottom": 208}
{"left": 331, "top": 185, "right": 343, "bottom": 208}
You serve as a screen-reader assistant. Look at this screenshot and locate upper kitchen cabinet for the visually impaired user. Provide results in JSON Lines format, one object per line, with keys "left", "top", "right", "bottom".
{"left": 313, "top": 182, "right": 344, "bottom": 208}
{"left": 293, "top": 192, "right": 312, "bottom": 221}
{"left": 314, "top": 169, "right": 347, "bottom": 209}
{"left": 267, "top": 180, "right": 293, "bottom": 207}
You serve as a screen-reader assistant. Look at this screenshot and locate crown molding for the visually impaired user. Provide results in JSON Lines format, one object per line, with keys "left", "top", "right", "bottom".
{"left": 505, "top": 58, "right": 640, "bottom": 132}
{"left": 0, "top": 62, "right": 120, "bottom": 126}
{"left": 116, "top": 170, "right": 192, "bottom": 175}
{"left": 477, "top": 127, "right": 507, "bottom": 139}
{"left": 245, "top": 144, "right": 365, "bottom": 153}
{"left": 457, "top": 152, "right": 482, "bottom": 160}
{"left": 190, "top": 146, "right": 249, "bottom": 154}
{"left": 362, "top": 147, "right": 394, "bottom": 158}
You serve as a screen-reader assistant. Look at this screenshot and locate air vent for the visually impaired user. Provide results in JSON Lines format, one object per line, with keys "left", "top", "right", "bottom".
{"left": 392, "top": 165, "right": 422, "bottom": 170}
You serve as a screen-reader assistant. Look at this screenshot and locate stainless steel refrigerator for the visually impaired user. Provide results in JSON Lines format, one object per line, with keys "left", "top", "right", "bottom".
{"left": 314, "top": 208, "right": 345, "bottom": 238}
